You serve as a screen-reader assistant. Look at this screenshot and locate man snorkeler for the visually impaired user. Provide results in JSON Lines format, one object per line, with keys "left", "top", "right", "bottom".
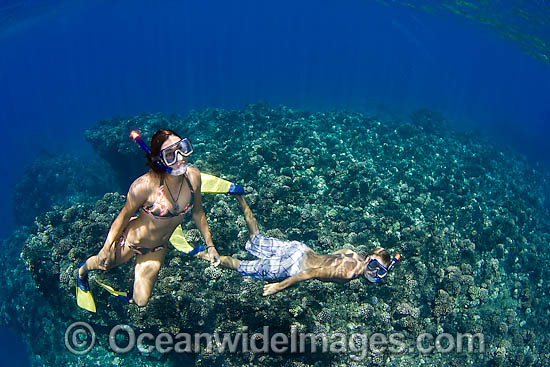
{"left": 198, "top": 195, "right": 400, "bottom": 295}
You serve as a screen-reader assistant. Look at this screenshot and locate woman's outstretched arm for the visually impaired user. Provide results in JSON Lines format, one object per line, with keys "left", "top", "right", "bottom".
{"left": 190, "top": 168, "right": 220, "bottom": 266}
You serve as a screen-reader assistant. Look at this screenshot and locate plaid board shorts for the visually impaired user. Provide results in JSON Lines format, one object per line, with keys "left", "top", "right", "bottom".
{"left": 237, "top": 234, "right": 308, "bottom": 281}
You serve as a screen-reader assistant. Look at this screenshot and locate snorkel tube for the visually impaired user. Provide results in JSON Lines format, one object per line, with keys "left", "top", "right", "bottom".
{"left": 131, "top": 130, "right": 179, "bottom": 175}
{"left": 131, "top": 130, "right": 171, "bottom": 173}
{"left": 131, "top": 130, "right": 186, "bottom": 175}
{"left": 387, "top": 253, "right": 401, "bottom": 273}
{"left": 131, "top": 130, "right": 151, "bottom": 155}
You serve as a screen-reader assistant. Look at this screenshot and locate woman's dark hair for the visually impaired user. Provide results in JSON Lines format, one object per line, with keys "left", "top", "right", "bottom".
{"left": 146, "top": 129, "right": 180, "bottom": 174}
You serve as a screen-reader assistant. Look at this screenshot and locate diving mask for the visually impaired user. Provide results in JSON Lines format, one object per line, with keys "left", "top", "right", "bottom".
{"left": 160, "top": 138, "right": 193, "bottom": 166}
{"left": 131, "top": 131, "right": 191, "bottom": 176}
{"left": 366, "top": 253, "right": 401, "bottom": 283}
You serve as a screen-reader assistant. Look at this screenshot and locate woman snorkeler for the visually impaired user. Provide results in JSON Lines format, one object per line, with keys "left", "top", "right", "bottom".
{"left": 76, "top": 129, "right": 220, "bottom": 310}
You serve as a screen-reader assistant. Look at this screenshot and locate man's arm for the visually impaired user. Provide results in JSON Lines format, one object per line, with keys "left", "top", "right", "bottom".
{"left": 263, "top": 268, "right": 325, "bottom": 296}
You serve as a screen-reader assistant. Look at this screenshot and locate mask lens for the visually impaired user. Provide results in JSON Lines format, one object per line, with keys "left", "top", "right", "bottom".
{"left": 161, "top": 138, "right": 193, "bottom": 166}
{"left": 376, "top": 267, "right": 388, "bottom": 278}
{"left": 367, "top": 259, "right": 388, "bottom": 280}
{"left": 367, "top": 260, "right": 381, "bottom": 271}
{"left": 178, "top": 138, "right": 193, "bottom": 156}
{"left": 163, "top": 149, "right": 177, "bottom": 165}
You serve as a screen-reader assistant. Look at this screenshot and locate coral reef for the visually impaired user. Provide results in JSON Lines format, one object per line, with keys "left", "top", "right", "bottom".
{"left": 84, "top": 113, "right": 183, "bottom": 190}
{"left": 12, "top": 154, "right": 115, "bottom": 225}
{"left": 1, "top": 103, "right": 550, "bottom": 366}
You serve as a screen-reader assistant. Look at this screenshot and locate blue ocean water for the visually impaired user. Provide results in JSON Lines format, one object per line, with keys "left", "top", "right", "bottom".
{"left": 0, "top": 0, "right": 549, "bottom": 362}
{"left": 0, "top": 326, "right": 30, "bottom": 366}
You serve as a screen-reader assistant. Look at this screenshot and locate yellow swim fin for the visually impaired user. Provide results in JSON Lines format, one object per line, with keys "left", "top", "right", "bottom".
{"left": 170, "top": 225, "right": 205, "bottom": 255}
{"left": 76, "top": 267, "right": 96, "bottom": 313}
{"left": 95, "top": 279, "right": 128, "bottom": 298}
{"left": 168, "top": 173, "right": 241, "bottom": 257}
{"left": 200, "top": 173, "right": 244, "bottom": 194}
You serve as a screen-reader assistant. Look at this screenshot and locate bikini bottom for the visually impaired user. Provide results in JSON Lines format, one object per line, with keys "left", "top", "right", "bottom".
{"left": 117, "top": 233, "right": 165, "bottom": 256}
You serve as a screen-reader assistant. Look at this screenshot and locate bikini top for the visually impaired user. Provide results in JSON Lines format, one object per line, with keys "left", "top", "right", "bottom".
{"left": 142, "top": 175, "right": 194, "bottom": 219}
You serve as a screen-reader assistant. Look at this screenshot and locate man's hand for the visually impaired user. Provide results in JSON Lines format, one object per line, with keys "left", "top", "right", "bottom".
{"left": 207, "top": 246, "right": 221, "bottom": 267}
{"left": 263, "top": 282, "right": 281, "bottom": 296}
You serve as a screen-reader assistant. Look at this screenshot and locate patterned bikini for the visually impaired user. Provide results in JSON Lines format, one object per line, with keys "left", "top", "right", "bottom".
{"left": 142, "top": 175, "right": 194, "bottom": 219}
{"left": 120, "top": 175, "right": 195, "bottom": 255}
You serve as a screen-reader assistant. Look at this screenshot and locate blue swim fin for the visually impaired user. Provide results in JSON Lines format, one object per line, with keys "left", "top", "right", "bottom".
{"left": 200, "top": 173, "right": 244, "bottom": 195}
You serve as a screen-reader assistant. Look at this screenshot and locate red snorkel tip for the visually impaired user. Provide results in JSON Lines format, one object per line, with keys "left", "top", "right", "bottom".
{"left": 385, "top": 253, "right": 401, "bottom": 274}
{"left": 131, "top": 130, "right": 151, "bottom": 154}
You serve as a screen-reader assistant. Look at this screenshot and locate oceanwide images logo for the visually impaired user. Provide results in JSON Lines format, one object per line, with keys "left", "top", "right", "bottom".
{"left": 65, "top": 322, "right": 485, "bottom": 359}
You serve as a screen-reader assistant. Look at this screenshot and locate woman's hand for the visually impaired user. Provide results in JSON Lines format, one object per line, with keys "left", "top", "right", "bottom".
{"left": 207, "top": 246, "right": 221, "bottom": 267}
{"left": 97, "top": 244, "right": 117, "bottom": 270}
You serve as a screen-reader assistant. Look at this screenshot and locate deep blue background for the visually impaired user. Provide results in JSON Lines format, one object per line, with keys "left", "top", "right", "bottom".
{"left": 2, "top": 1, "right": 550, "bottom": 237}
{"left": 0, "top": 326, "right": 30, "bottom": 366}
{"left": 1, "top": 0, "right": 550, "bottom": 237}
{"left": 1, "top": 0, "right": 549, "bottom": 362}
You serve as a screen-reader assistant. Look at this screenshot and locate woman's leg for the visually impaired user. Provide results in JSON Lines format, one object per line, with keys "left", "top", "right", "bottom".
{"left": 235, "top": 195, "right": 259, "bottom": 240}
{"left": 79, "top": 218, "right": 139, "bottom": 278}
{"left": 132, "top": 248, "right": 167, "bottom": 307}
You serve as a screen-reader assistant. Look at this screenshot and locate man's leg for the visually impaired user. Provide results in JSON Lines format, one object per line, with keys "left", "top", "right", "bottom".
{"left": 219, "top": 256, "right": 241, "bottom": 270}
{"left": 235, "top": 195, "right": 259, "bottom": 240}
{"left": 195, "top": 251, "right": 241, "bottom": 270}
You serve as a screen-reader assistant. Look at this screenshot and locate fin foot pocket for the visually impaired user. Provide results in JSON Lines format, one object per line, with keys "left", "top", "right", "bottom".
{"left": 76, "top": 264, "right": 96, "bottom": 313}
